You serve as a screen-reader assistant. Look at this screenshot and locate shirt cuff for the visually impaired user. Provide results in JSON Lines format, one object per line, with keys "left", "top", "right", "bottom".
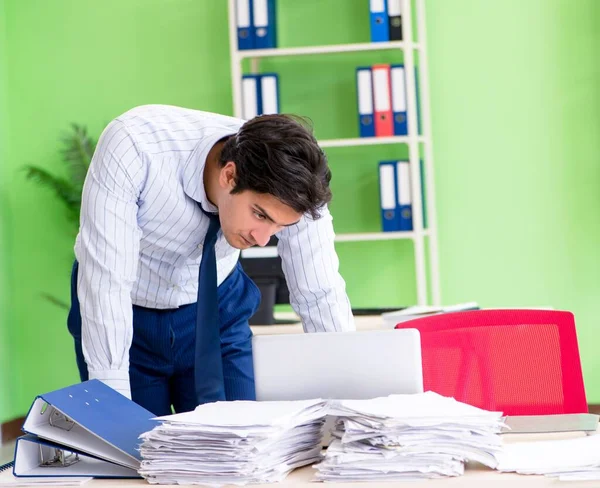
{"left": 88, "top": 369, "right": 131, "bottom": 400}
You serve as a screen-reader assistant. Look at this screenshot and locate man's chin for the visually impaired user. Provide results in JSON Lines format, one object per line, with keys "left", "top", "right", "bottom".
{"left": 222, "top": 233, "right": 249, "bottom": 250}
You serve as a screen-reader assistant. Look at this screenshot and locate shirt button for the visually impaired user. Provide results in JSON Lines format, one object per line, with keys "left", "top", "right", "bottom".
{"left": 197, "top": 243, "right": 203, "bottom": 250}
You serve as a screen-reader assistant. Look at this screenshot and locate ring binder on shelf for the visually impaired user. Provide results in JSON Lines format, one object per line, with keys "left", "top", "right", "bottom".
{"left": 391, "top": 64, "right": 408, "bottom": 136}
{"left": 253, "top": 0, "right": 276, "bottom": 49}
{"left": 356, "top": 66, "right": 375, "bottom": 137}
{"left": 369, "top": 0, "right": 390, "bottom": 42}
{"left": 387, "top": 0, "right": 403, "bottom": 40}
{"left": 236, "top": 0, "right": 254, "bottom": 50}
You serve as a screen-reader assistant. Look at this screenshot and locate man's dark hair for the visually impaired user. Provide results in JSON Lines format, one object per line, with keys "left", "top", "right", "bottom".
{"left": 219, "top": 114, "right": 332, "bottom": 220}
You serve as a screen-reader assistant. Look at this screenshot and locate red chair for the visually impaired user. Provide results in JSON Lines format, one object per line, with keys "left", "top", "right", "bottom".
{"left": 394, "top": 309, "right": 588, "bottom": 415}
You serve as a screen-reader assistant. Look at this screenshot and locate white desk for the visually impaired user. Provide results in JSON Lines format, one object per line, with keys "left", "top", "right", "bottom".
{"left": 11, "top": 430, "right": 592, "bottom": 487}
{"left": 250, "top": 314, "right": 385, "bottom": 335}
{"left": 4, "top": 316, "right": 597, "bottom": 487}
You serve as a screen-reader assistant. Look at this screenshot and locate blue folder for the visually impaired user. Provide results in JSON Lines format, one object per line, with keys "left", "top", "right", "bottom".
{"left": 242, "top": 74, "right": 262, "bottom": 119}
{"left": 236, "top": 0, "right": 255, "bottom": 50}
{"left": 391, "top": 64, "right": 408, "bottom": 136}
{"left": 379, "top": 161, "right": 401, "bottom": 231}
{"left": 253, "top": 0, "right": 277, "bottom": 49}
{"left": 13, "top": 434, "right": 139, "bottom": 478}
{"left": 370, "top": 0, "right": 390, "bottom": 42}
{"left": 356, "top": 66, "right": 375, "bottom": 137}
{"left": 21, "top": 380, "right": 159, "bottom": 473}
{"left": 260, "top": 72, "right": 280, "bottom": 114}
{"left": 396, "top": 160, "right": 413, "bottom": 231}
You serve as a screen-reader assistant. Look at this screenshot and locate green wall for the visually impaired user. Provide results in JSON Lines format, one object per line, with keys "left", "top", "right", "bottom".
{"left": 1, "top": 0, "right": 599, "bottom": 422}
{"left": 428, "top": 0, "right": 600, "bottom": 400}
{"left": 0, "top": 0, "right": 14, "bottom": 422}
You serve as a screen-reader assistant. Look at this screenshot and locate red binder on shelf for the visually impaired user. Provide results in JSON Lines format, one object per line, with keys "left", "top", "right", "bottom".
{"left": 372, "top": 64, "right": 394, "bottom": 137}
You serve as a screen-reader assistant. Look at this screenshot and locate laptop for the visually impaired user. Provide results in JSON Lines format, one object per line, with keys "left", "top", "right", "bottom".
{"left": 252, "top": 329, "right": 423, "bottom": 401}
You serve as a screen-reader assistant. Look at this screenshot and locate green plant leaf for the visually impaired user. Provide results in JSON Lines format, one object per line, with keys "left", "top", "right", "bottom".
{"left": 60, "top": 123, "right": 96, "bottom": 186}
{"left": 23, "top": 165, "right": 81, "bottom": 210}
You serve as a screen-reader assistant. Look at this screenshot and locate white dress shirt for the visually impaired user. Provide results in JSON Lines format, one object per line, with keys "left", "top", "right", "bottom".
{"left": 75, "top": 104, "right": 354, "bottom": 398}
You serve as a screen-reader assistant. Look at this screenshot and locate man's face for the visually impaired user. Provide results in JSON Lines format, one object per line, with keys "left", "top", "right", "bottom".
{"left": 218, "top": 189, "right": 303, "bottom": 249}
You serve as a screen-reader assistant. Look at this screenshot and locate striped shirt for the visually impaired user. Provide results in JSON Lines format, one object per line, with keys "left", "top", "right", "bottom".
{"left": 75, "top": 104, "right": 355, "bottom": 398}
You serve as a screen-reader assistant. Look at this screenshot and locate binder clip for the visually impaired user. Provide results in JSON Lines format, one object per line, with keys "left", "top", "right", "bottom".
{"left": 39, "top": 446, "right": 80, "bottom": 468}
{"left": 47, "top": 407, "right": 76, "bottom": 431}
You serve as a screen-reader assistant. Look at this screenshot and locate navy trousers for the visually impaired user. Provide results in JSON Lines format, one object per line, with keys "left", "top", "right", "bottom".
{"left": 67, "top": 261, "right": 261, "bottom": 416}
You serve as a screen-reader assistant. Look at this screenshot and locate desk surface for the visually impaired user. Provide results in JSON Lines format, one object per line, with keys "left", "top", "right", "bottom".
{"left": 4, "top": 316, "right": 597, "bottom": 487}
{"left": 9, "top": 430, "right": 590, "bottom": 487}
{"left": 250, "top": 314, "right": 384, "bottom": 335}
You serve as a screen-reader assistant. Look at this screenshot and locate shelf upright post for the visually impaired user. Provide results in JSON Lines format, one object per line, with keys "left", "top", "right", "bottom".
{"left": 402, "top": 0, "right": 427, "bottom": 306}
{"left": 416, "top": 0, "right": 441, "bottom": 305}
{"left": 228, "top": 0, "right": 244, "bottom": 119}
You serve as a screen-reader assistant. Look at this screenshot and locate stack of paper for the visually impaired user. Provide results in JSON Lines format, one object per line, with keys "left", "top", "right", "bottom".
{"left": 315, "top": 391, "right": 505, "bottom": 482}
{"left": 139, "top": 398, "right": 328, "bottom": 485}
{"left": 496, "top": 433, "right": 600, "bottom": 481}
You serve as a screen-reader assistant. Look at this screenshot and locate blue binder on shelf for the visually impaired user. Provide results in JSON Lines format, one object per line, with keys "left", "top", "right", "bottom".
{"left": 395, "top": 160, "right": 413, "bottom": 231}
{"left": 260, "top": 72, "right": 280, "bottom": 114}
{"left": 253, "top": 0, "right": 276, "bottom": 49}
{"left": 370, "top": 0, "right": 390, "bottom": 43}
{"left": 356, "top": 66, "right": 375, "bottom": 137}
{"left": 391, "top": 64, "right": 408, "bottom": 136}
{"left": 19, "top": 380, "right": 159, "bottom": 476}
{"left": 379, "top": 161, "right": 400, "bottom": 231}
{"left": 236, "top": 0, "right": 254, "bottom": 50}
{"left": 242, "top": 74, "right": 261, "bottom": 120}
{"left": 13, "top": 434, "right": 138, "bottom": 478}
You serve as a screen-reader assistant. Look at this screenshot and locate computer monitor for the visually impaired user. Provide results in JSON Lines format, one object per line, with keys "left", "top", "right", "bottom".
{"left": 240, "top": 236, "right": 407, "bottom": 325}
{"left": 239, "top": 236, "right": 292, "bottom": 325}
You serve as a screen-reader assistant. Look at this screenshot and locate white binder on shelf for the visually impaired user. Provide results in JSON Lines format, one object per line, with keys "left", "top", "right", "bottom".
{"left": 356, "top": 66, "right": 375, "bottom": 137}
{"left": 391, "top": 64, "right": 408, "bottom": 135}
{"left": 242, "top": 74, "right": 260, "bottom": 120}
{"left": 252, "top": 0, "right": 276, "bottom": 49}
{"left": 396, "top": 160, "right": 413, "bottom": 231}
{"left": 378, "top": 161, "right": 400, "bottom": 232}
{"left": 260, "top": 73, "right": 279, "bottom": 114}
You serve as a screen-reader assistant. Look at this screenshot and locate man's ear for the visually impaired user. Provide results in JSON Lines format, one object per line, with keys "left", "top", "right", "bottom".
{"left": 219, "top": 161, "right": 237, "bottom": 190}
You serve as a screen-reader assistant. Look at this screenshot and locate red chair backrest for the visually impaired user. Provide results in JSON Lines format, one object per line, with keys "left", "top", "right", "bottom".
{"left": 395, "top": 309, "right": 587, "bottom": 415}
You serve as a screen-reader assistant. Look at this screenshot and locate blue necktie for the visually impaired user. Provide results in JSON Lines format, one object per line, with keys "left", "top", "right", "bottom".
{"left": 195, "top": 209, "right": 225, "bottom": 405}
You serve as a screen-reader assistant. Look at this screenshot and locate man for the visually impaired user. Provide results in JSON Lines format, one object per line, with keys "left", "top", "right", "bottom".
{"left": 67, "top": 104, "right": 354, "bottom": 416}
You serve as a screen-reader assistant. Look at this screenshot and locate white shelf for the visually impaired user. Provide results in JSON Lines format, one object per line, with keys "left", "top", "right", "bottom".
{"left": 319, "top": 135, "right": 425, "bottom": 148}
{"left": 335, "top": 230, "right": 430, "bottom": 243}
{"left": 236, "top": 41, "right": 418, "bottom": 59}
{"left": 227, "top": 0, "right": 441, "bottom": 306}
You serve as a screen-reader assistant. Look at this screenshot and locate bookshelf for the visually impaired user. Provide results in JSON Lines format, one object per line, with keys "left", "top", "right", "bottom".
{"left": 226, "top": 0, "right": 440, "bottom": 306}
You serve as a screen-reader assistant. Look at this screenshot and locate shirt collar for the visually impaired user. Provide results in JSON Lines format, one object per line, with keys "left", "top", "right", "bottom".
{"left": 182, "top": 128, "right": 238, "bottom": 213}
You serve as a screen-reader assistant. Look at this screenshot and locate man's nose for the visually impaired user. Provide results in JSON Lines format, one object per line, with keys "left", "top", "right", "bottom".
{"left": 251, "top": 226, "right": 272, "bottom": 247}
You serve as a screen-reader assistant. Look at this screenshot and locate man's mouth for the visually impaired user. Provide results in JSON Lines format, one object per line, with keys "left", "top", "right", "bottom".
{"left": 240, "top": 235, "right": 253, "bottom": 247}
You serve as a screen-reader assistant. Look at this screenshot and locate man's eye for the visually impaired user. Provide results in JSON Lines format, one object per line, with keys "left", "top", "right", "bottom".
{"left": 254, "top": 212, "right": 266, "bottom": 220}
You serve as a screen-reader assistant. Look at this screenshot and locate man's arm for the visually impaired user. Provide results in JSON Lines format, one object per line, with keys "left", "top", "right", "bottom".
{"left": 277, "top": 206, "right": 355, "bottom": 332}
{"left": 75, "top": 120, "right": 144, "bottom": 398}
